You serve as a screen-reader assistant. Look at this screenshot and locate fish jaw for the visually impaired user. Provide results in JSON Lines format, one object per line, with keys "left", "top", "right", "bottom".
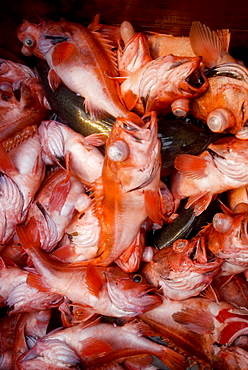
{"left": 106, "top": 277, "right": 162, "bottom": 316}
{"left": 137, "top": 54, "right": 208, "bottom": 114}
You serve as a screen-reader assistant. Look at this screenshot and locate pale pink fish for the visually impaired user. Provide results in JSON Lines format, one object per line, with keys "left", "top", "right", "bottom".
{"left": 171, "top": 136, "right": 248, "bottom": 216}
{"left": 0, "top": 257, "right": 62, "bottom": 313}
{"left": 18, "top": 18, "right": 143, "bottom": 125}
{"left": 52, "top": 199, "right": 100, "bottom": 263}
{"left": 142, "top": 237, "right": 222, "bottom": 300}
{"left": 12, "top": 310, "right": 52, "bottom": 369}
{"left": 38, "top": 120, "right": 105, "bottom": 185}
{"left": 0, "top": 130, "right": 46, "bottom": 218}
{"left": 0, "top": 172, "right": 24, "bottom": 245}
{"left": 25, "top": 167, "right": 87, "bottom": 253}
{"left": 117, "top": 21, "right": 152, "bottom": 76}
{"left": 17, "top": 319, "right": 185, "bottom": 370}
{"left": 16, "top": 220, "right": 162, "bottom": 319}
{"left": 0, "top": 58, "right": 36, "bottom": 82}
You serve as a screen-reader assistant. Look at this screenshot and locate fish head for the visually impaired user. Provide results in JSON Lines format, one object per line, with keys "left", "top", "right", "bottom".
{"left": 105, "top": 266, "right": 162, "bottom": 316}
{"left": 118, "top": 30, "right": 152, "bottom": 75}
{"left": 105, "top": 112, "right": 161, "bottom": 192}
{"left": 0, "top": 58, "right": 36, "bottom": 82}
{"left": 171, "top": 55, "right": 209, "bottom": 95}
{"left": 0, "top": 77, "right": 48, "bottom": 141}
{"left": 191, "top": 64, "right": 248, "bottom": 133}
{"left": 18, "top": 20, "right": 44, "bottom": 59}
{"left": 208, "top": 212, "right": 248, "bottom": 257}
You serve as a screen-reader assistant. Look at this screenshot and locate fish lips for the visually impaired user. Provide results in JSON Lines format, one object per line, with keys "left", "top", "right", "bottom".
{"left": 180, "top": 57, "right": 209, "bottom": 94}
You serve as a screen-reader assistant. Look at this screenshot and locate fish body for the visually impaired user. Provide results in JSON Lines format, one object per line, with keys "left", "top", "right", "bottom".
{"left": 21, "top": 19, "right": 142, "bottom": 125}
{"left": 25, "top": 167, "right": 87, "bottom": 253}
{"left": 120, "top": 54, "right": 208, "bottom": 116}
{"left": 17, "top": 320, "right": 185, "bottom": 370}
{"left": 171, "top": 136, "right": 248, "bottom": 216}
{"left": 140, "top": 297, "right": 248, "bottom": 369}
{"left": 89, "top": 112, "right": 164, "bottom": 269}
{"left": 142, "top": 237, "right": 222, "bottom": 300}
{"left": 16, "top": 221, "right": 162, "bottom": 318}
{"left": 0, "top": 60, "right": 48, "bottom": 141}
{"left": 38, "top": 120, "right": 105, "bottom": 185}
{"left": 0, "top": 257, "right": 62, "bottom": 313}
{"left": 35, "top": 59, "right": 114, "bottom": 137}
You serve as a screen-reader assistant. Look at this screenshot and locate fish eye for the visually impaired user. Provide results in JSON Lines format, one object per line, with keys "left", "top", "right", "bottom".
{"left": 23, "top": 35, "right": 35, "bottom": 48}
{"left": 132, "top": 274, "right": 143, "bottom": 283}
{"left": 107, "top": 140, "right": 129, "bottom": 162}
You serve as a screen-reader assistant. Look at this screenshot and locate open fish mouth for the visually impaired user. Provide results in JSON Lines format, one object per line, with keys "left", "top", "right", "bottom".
{"left": 185, "top": 68, "right": 207, "bottom": 89}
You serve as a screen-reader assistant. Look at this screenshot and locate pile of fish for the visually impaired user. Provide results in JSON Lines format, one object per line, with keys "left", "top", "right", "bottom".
{"left": 1, "top": 13, "right": 248, "bottom": 369}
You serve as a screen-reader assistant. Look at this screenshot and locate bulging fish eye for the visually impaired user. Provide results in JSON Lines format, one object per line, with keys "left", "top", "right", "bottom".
{"left": 132, "top": 274, "right": 143, "bottom": 283}
{"left": 107, "top": 140, "right": 129, "bottom": 162}
{"left": 212, "top": 213, "right": 233, "bottom": 233}
{"left": 23, "top": 35, "right": 35, "bottom": 48}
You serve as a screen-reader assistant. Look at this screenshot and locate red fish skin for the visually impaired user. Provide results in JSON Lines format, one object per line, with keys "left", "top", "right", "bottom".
{"left": 87, "top": 113, "right": 164, "bottom": 269}
{"left": 140, "top": 297, "right": 248, "bottom": 369}
{"left": 17, "top": 320, "right": 186, "bottom": 370}
{"left": 142, "top": 237, "right": 222, "bottom": 300}
{"left": 16, "top": 220, "right": 162, "bottom": 318}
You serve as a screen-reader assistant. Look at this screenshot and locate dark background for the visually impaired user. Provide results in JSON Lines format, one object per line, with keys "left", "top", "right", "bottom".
{"left": 1, "top": 0, "right": 248, "bottom": 64}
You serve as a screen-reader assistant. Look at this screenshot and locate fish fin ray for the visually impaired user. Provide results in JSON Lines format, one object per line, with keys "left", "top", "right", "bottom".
{"left": 80, "top": 337, "right": 113, "bottom": 357}
{"left": 186, "top": 192, "right": 213, "bottom": 216}
{"left": 85, "top": 263, "right": 103, "bottom": 297}
{"left": 190, "top": 21, "right": 226, "bottom": 68}
{"left": 27, "top": 272, "right": 51, "bottom": 292}
{"left": 49, "top": 173, "right": 71, "bottom": 213}
{"left": 52, "top": 41, "right": 77, "bottom": 66}
{"left": 0, "top": 142, "right": 17, "bottom": 174}
{"left": 83, "top": 133, "right": 107, "bottom": 147}
{"left": 48, "top": 69, "right": 61, "bottom": 91}
{"left": 174, "top": 154, "right": 208, "bottom": 179}
{"left": 144, "top": 189, "right": 165, "bottom": 226}
{"left": 84, "top": 98, "right": 109, "bottom": 121}
{"left": 172, "top": 307, "right": 214, "bottom": 334}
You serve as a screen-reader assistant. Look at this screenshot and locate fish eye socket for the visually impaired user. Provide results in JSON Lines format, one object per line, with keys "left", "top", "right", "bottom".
{"left": 24, "top": 36, "right": 35, "bottom": 47}
{"left": 107, "top": 140, "right": 129, "bottom": 162}
{"left": 132, "top": 274, "right": 143, "bottom": 283}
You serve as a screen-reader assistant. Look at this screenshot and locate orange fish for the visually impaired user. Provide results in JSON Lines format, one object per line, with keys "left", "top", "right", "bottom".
{"left": 87, "top": 112, "right": 165, "bottom": 270}
{"left": 18, "top": 18, "right": 143, "bottom": 125}
{"left": 142, "top": 237, "right": 222, "bottom": 300}
{"left": 16, "top": 219, "right": 162, "bottom": 319}
{"left": 171, "top": 136, "right": 248, "bottom": 216}
{"left": 120, "top": 54, "right": 208, "bottom": 117}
